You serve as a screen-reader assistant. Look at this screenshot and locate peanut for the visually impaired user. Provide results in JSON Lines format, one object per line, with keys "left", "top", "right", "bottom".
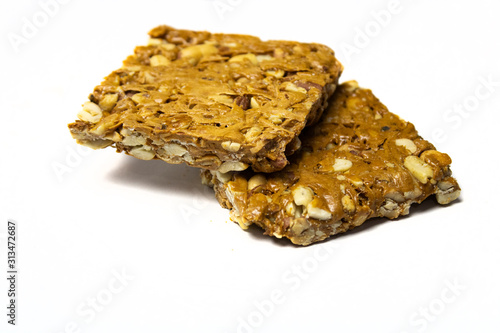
{"left": 99, "top": 94, "right": 118, "bottom": 112}
{"left": 247, "top": 174, "right": 266, "bottom": 190}
{"left": 218, "top": 161, "right": 248, "bottom": 173}
{"left": 129, "top": 146, "right": 155, "bottom": 160}
{"left": 228, "top": 53, "right": 258, "bottom": 65}
{"left": 221, "top": 141, "right": 241, "bottom": 153}
{"left": 306, "top": 199, "right": 332, "bottom": 220}
{"left": 150, "top": 55, "right": 171, "bottom": 67}
{"left": 395, "top": 138, "right": 417, "bottom": 154}
{"left": 332, "top": 158, "right": 353, "bottom": 172}
{"left": 77, "top": 102, "right": 102, "bottom": 123}
{"left": 404, "top": 156, "right": 433, "bottom": 184}
{"left": 293, "top": 186, "right": 314, "bottom": 206}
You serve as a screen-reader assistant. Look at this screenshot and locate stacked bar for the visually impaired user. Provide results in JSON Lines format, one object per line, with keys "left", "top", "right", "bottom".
{"left": 201, "top": 82, "right": 460, "bottom": 245}
{"left": 68, "top": 25, "right": 342, "bottom": 173}
{"left": 69, "top": 26, "right": 460, "bottom": 245}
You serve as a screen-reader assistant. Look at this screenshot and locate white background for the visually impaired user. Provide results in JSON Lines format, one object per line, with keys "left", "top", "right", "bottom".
{"left": 1, "top": 0, "right": 499, "bottom": 332}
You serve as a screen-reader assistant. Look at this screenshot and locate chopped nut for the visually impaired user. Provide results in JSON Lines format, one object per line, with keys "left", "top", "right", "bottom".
{"left": 307, "top": 207, "right": 332, "bottom": 221}
{"left": 218, "top": 161, "right": 248, "bottom": 173}
{"left": 131, "top": 93, "right": 150, "bottom": 104}
{"left": 306, "top": 199, "right": 332, "bottom": 220}
{"left": 349, "top": 176, "right": 363, "bottom": 187}
{"left": 401, "top": 202, "right": 411, "bottom": 216}
{"left": 147, "top": 38, "right": 164, "bottom": 46}
{"left": 250, "top": 97, "right": 260, "bottom": 109}
{"left": 179, "top": 43, "right": 218, "bottom": 64}
{"left": 247, "top": 174, "right": 266, "bottom": 190}
{"left": 182, "top": 152, "right": 194, "bottom": 163}
{"left": 404, "top": 188, "right": 423, "bottom": 200}
{"left": 162, "top": 143, "right": 188, "bottom": 157}
{"left": 121, "top": 130, "right": 146, "bottom": 146}
{"left": 182, "top": 43, "right": 219, "bottom": 57}
{"left": 230, "top": 210, "right": 250, "bottom": 230}
{"left": 89, "top": 122, "right": 108, "bottom": 136}
{"left": 315, "top": 230, "right": 326, "bottom": 238}
{"left": 185, "top": 155, "right": 216, "bottom": 167}
{"left": 437, "top": 180, "right": 453, "bottom": 191}
{"left": 77, "top": 139, "right": 113, "bottom": 149}
{"left": 351, "top": 211, "right": 369, "bottom": 227}
{"left": 326, "top": 83, "right": 336, "bottom": 95}
{"left": 274, "top": 48, "right": 285, "bottom": 58}
{"left": 436, "top": 189, "right": 460, "bottom": 205}
{"left": 209, "top": 94, "right": 234, "bottom": 105}
{"left": 158, "top": 85, "right": 170, "bottom": 93}
{"left": 99, "top": 94, "right": 119, "bottom": 112}
{"left": 222, "top": 42, "right": 238, "bottom": 48}
{"left": 150, "top": 55, "right": 171, "bottom": 67}
{"left": 236, "top": 77, "right": 249, "bottom": 86}
{"left": 294, "top": 205, "right": 304, "bottom": 218}
{"left": 283, "top": 82, "right": 307, "bottom": 94}
{"left": 228, "top": 53, "right": 258, "bottom": 65}
{"left": 395, "top": 138, "right": 417, "bottom": 154}
{"left": 404, "top": 156, "right": 433, "bottom": 184}
{"left": 129, "top": 146, "right": 155, "bottom": 160}
{"left": 292, "top": 45, "right": 305, "bottom": 54}
{"left": 332, "top": 158, "right": 353, "bottom": 172}
{"left": 269, "top": 114, "right": 283, "bottom": 125}
{"left": 272, "top": 231, "right": 283, "bottom": 238}
{"left": 293, "top": 186, "right": 314, "bottom": 206}
{"left": 346, "top": 96, "right": 363, "bottom": 110}
{"left": 290, "top": 218, "right": 311, "bottom": 236}
{"left": 244, "top": 126, "right": 263, "bottom": 142}
{"left": 103, "top": 131, "right": 122, "bottom": 142}
{"left": 379, "top": 199, "right": 399, "bottom": 219}
{"left": 221, "top": 141, "right": 241, "bottom": 153}
{"left": 122, "top": 65, "right": 142, "bottom": 72}
{"left": 201, "top": 171, "right": 213, "bottom": 187}
{"left": 344, "top": 80, "right": 359, "bottom": 92}
{"left": 341, "top": 195, "right": 355, "bottom": 213}
{"left": 77, "top": 102, "right": 102, "bottom": 123}
{"left": 436, "top": 180, "right": 461, "bottom": 205}
{"left": 385, "top": 191, "right": 405, "bottom": 203}
{"left": 265, "top": 69, "right": 285, "bottom": 78}
{"left": 215, "top": 171, "right": 233, "bottom": 184}
{"left": 256, "top": 54, "right": 273, "bottom": 62}
{"left": 159, "top": 43, "right": 176, "bottom": 51}
{"left": 120, "top": 128, "right": 131, "bottom": 136}
{"left": 420, "top": 150, "right": 452, "bottom": 167}
{"left": 285, "top": 201, "right": 297, "bottom": 216}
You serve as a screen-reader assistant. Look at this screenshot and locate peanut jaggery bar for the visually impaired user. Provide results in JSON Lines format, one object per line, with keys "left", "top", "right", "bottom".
{"left": 68, "top": 25, "right": 342, "bottom": 173}
{"left": 202, "top": 81, "right": 461, "bottom": 245}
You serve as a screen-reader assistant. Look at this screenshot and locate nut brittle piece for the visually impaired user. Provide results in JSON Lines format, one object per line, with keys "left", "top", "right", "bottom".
{"left": 68, "top": 25, "right": 343, "bottom": 173}
{"left": 202, "top": 81, "right": 461, "bottom": 245}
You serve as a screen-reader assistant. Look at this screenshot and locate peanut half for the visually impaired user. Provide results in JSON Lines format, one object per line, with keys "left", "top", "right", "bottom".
{"left": 77, "top": 102, "right": 102, "bottom": 123}
{"left": 404, "top": 156, "right": 433, "bottom": 184}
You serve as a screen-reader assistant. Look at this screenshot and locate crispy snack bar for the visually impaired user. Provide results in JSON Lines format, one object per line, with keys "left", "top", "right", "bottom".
{"left": 202, "top": 82, "right": 461, "bottom": 245}
{"left": 68, "top": 26, "right": 342, "bottom": 173}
